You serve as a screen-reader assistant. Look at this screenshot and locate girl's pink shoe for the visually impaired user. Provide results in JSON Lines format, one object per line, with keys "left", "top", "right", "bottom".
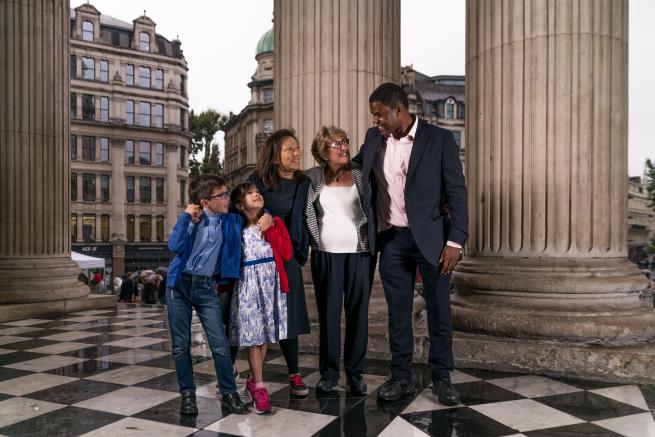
{"left": 253, "top": 387, "right": 272, "bottom": 414}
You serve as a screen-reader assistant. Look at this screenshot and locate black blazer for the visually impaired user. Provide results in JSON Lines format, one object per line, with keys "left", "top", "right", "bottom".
{"left": 353, "top": 118, "right": 468, "bottom": 266}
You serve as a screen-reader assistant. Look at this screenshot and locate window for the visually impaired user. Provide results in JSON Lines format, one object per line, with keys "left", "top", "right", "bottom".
{"left": 156, "top": 215, "right": 164, "bottom": 241}
{"left": 126, "top": 140, "right": 134, "bottom": 164}
{"left": 154, "top": 104, "right": 163, "bottom": 128}
{"left": 140, "top": 215, "right": 152, "bottom": 241}
{"left": 452, "top": 131, "right": 461, "bottom": 147}
{"left": 126, "top": 176, "right": 134, "bottom": 202}
{"left": 82, "top": 214, "right": 96, "bottom": 242}
{"left": 70, "top": 55, "right": 77, "bottom": 79}
{"left": 100, "top": 137, "right": 109, "bottom": 162}
{"left": 179, "top": 180, "right": 186, "bottom": 206}
{"left": 139, "top": 32, "right": 150, "bottom": 51}
{"left": 180, "top": 75, "right": 186, "bottom": 96}
{"left": 101, "top": 215, "right": 110, "bottom": 242}
{"left": 100, "top": 96, "right": 109, "bottom": 122}
{"left": 82, "top": 57, "right": 94, "bottom": 80}
{"left": 155, "top": 69, "right": 164, "bottom": 90}
{"left": 70, "top": 134, "right": 77, "bottom": 160}
{"left": 264, "top": 119, "right": 273, "bottom": 133}
{"left": 71, "top": 214, "right": 77, "bottom": 242}
{"left": 82, "top": 136, "right": 95, "bottom": 161}
{"left": 139, "top": 141, "right": 151, "bottom": 165}
{"left": 126, "top": 100, "right": 134, "bottom": 125}
{"left": 179, "top": 146, "right": 185, "bottom": 168}
{"left": 100, "top": 174, "right": 109, "bottom": 201}
{"left": 139, "top": 101, "right": 151, "bottom": 127}
{"left": 82, "top": 20, "right": 93, "bottom": 41}
{"left": 71, "top": 172, "right": 77, "bottom": 201}
{"left": 82, "top": 174, "right": 95, "bottom": 201}
{"left": 82, "top": 94, "right": 95, "bottom": 121}
{"left": 156, "top": 177, "right": 164, "bottom": 204}
{"left": 445, "top": 98, "right": 455, "bottom": 119}
{"left": 100, "top": 60, "right": 109, "bottom": 82}
{"left": 155, "top": 143, "right": 164, "bottom": 166}
{"left": 126, "top": 215, "right": 135, "bottom": 242}
{"left": 140, "top": 177, "right": 151, "bottom": 203}
{"left": 139, "top": 66, "right": 150, "bottom": 88}
{"left": 179, "top": 109, "right": 185, "bottom": 130}
{"left": 70, "top": 92, "right": 77, "bottom": 119}
{"left": 263, "top": 88, "right": 273, "bottom": 104}
{"left": 126, "top": 64, "right": 134, "bottom": 85}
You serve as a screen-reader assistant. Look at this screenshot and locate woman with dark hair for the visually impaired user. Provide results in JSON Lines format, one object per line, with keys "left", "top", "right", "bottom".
{"left": 247, "top": 128, "right": 311, "bottom": 397}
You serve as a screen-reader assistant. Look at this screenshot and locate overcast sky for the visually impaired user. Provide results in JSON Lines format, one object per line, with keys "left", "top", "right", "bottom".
{"left": 85, "top": 0, "right": 653, "bottom": 176}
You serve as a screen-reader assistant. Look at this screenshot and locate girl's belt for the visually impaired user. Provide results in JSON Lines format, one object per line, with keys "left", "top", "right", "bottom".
{"left": 243, "top": 257, "right": 275, "bottom": 267}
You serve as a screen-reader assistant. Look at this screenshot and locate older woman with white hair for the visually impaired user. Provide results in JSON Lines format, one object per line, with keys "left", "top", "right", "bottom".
{"left": 304, "top": 125, "right": 376, "bottom": 394}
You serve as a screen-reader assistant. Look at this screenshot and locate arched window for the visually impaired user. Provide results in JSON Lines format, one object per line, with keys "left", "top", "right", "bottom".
{"left": 82, "top": 20, "right": 93, "bottom": 41}
{"left": 445, "top": 98, "right": 455, "bottom": 119}
{"left": 139, "top": 32, "right": 150, "bottom": 51}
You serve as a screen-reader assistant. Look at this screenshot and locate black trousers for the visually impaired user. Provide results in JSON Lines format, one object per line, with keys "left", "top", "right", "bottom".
{"left": 311, "top": 251, "right": 374, "bottom": 381}
{"left": 378, "top": 227, "right": 453, "bottom": 382}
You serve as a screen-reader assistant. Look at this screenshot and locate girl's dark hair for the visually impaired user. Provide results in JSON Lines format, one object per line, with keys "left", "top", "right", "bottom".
{"left": 229, "top": 181, "right": 258, "bottom": 214}
{"left": 255, "top": 128, "right": 304, "bottom": 190}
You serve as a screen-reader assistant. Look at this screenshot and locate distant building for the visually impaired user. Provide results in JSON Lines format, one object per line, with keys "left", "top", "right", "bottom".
{"left": 223, "top": 29, "right": 275, "bottom": 188}
{"left": 69, "top": 3, "right": 191, "bottom": 275}
{"left": 628, "top": 176, "right": 655, "bottom": 267}
{"left": 401, "top": 66, "right": 466, "bottom": 169}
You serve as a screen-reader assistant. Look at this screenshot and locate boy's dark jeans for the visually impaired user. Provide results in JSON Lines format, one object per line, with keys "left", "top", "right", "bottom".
{"left": 167, "top": 273, "right": 237, "bottom": 395}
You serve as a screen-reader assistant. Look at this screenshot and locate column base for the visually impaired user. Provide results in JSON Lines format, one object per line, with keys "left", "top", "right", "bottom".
{"left": 0, "top": 294, "right": 116, "bottom": 322}
{"left": 452, "top": 257, "right": 655, "bottom": 345}
{"left": 0, "top": 256, "right": 89, "bottom": 304}
{"left": 453, "top": 331, "right": 655, "bottom": 385}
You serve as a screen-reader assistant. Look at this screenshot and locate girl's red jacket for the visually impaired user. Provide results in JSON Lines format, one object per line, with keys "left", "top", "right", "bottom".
{"left": 263, "top": 216, "right": 293, "bottom": 293}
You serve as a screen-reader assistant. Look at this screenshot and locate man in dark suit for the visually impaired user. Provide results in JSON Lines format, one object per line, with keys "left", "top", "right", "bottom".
{"left": 353, "top": 82, "right": 468, "bottom": 405}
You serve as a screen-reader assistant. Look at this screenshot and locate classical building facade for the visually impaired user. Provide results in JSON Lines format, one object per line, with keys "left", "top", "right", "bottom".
{"left": 628, "top": 176, "right": 655, "bottom": 267}
{"left": 401, "top": 67, "right": 466, "bottom": 168}
{"left": 69, "top": 4, "right": 191, "bottom": 275}
{"left": 223, "top": 29, "right": 274, "bottom": 188}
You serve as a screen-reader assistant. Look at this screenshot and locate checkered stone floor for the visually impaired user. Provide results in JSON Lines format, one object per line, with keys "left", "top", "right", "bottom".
{"left": 0, "top": 305, "right": 654, "bottom": 436}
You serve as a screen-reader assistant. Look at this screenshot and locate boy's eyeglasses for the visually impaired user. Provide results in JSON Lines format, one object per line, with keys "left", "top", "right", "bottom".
{"left": 206, "top": 191, "right": 229, "bottom": 200}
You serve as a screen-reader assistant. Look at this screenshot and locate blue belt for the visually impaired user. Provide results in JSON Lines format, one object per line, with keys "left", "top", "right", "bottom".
{"left": 243, "top": 257, "right": 275, "bottom": 267}
{"left": 181, "top": 272, "right": 213, "bottom": 281}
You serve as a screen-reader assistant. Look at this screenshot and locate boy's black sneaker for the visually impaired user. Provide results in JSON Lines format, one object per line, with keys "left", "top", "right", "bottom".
{"left": 180, "top": 390, "right": 198, "bottom": 415}
{"left": 221, "top": 391, "right": 248, "bottom": 414}
{"left": 315, "top": 379, "right": 338, "bottom": 393}
{"left": 376, "top": 377, "right": 416, "bottom": 401}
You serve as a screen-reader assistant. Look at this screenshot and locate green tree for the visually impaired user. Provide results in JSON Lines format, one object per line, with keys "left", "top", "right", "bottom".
{"left": 188, "top": 109, "right": 236, "bottom": 175}
{"left": 645, "top": 159, "right": 655, "bottom": 255}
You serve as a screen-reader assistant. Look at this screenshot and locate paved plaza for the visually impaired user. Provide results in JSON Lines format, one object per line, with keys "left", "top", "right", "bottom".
{"left": 0, "top": 305, "right": 653, "bottom": 436}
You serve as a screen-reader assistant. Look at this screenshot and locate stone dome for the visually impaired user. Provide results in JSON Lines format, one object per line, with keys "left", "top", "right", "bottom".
{"left": 255, "top": 28, "right": 273, "bottom": 56}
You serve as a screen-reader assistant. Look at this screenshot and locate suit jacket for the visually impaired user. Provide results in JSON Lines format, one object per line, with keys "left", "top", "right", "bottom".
{"left": 352, "top": 118, "right": 468, "bottom": 266}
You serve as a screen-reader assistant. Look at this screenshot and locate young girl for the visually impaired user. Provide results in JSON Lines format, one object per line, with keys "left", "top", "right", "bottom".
{"left": 230, "top": 181, "right": 292, "bottom": 414}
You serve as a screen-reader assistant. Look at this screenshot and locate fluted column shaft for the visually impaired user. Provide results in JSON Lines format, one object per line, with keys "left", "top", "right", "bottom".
{"left": 0, "top": 0, "right": 87, "bottom": 303}
{"left": 274, "top": 0, "right": 400, "bottom": 166}
{"left": 453, "top": 0, "right": 654, "bottom": 344}
{"left": 165, "top": 144, "right": 179, "bottom": 240}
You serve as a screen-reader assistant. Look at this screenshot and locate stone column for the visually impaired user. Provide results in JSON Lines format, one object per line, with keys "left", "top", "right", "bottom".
{"left": 165, "top": 144, "right": 179, "bottom": 240}
{"left": 453, "top": 0, "right": 655, "bottom": 344}
{"left": 274, "top": 0, "right": 400, "bottom": 166}
{"left": 0, "top": 0, "right": 88, "bottom": 304}
{"left": 110, "top": 138, "right": 126, "bottom": 276}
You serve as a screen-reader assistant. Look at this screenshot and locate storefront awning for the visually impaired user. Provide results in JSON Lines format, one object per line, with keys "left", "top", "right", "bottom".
{"left": 71, "top": 251, "right": 106, "bottom": 270}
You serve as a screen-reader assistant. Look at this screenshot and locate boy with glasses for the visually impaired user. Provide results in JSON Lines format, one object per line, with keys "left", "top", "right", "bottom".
{"left": 166, "top": 174, "right": 248, "bottom": 415}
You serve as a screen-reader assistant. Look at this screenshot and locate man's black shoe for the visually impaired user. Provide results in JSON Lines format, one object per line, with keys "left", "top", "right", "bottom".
{"left": 377, "top": 377, "right": 416, "bottom": 401}
{"left": 221, "top": 391, "right": 248, "bottom": 414}
{"left": 180, "top": 390, "right": 198, "bottom": 415}
{"left": 316, "top": 379, "right": 338, "bottom": 393}
{"left": 432, "top": 378, "right": 461, "bottom": 406}
{"left": 346, "top": 375, "right": 367, "bottom": 394}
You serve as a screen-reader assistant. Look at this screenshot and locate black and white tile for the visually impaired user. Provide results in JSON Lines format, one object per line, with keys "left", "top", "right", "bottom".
{"left": 0, "top": 304, "right": 654, "bottom": 436}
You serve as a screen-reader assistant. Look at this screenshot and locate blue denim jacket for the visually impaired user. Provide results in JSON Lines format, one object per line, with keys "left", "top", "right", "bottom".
{"left": 167, "top": 211, "right": 243, "bottom": 288}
